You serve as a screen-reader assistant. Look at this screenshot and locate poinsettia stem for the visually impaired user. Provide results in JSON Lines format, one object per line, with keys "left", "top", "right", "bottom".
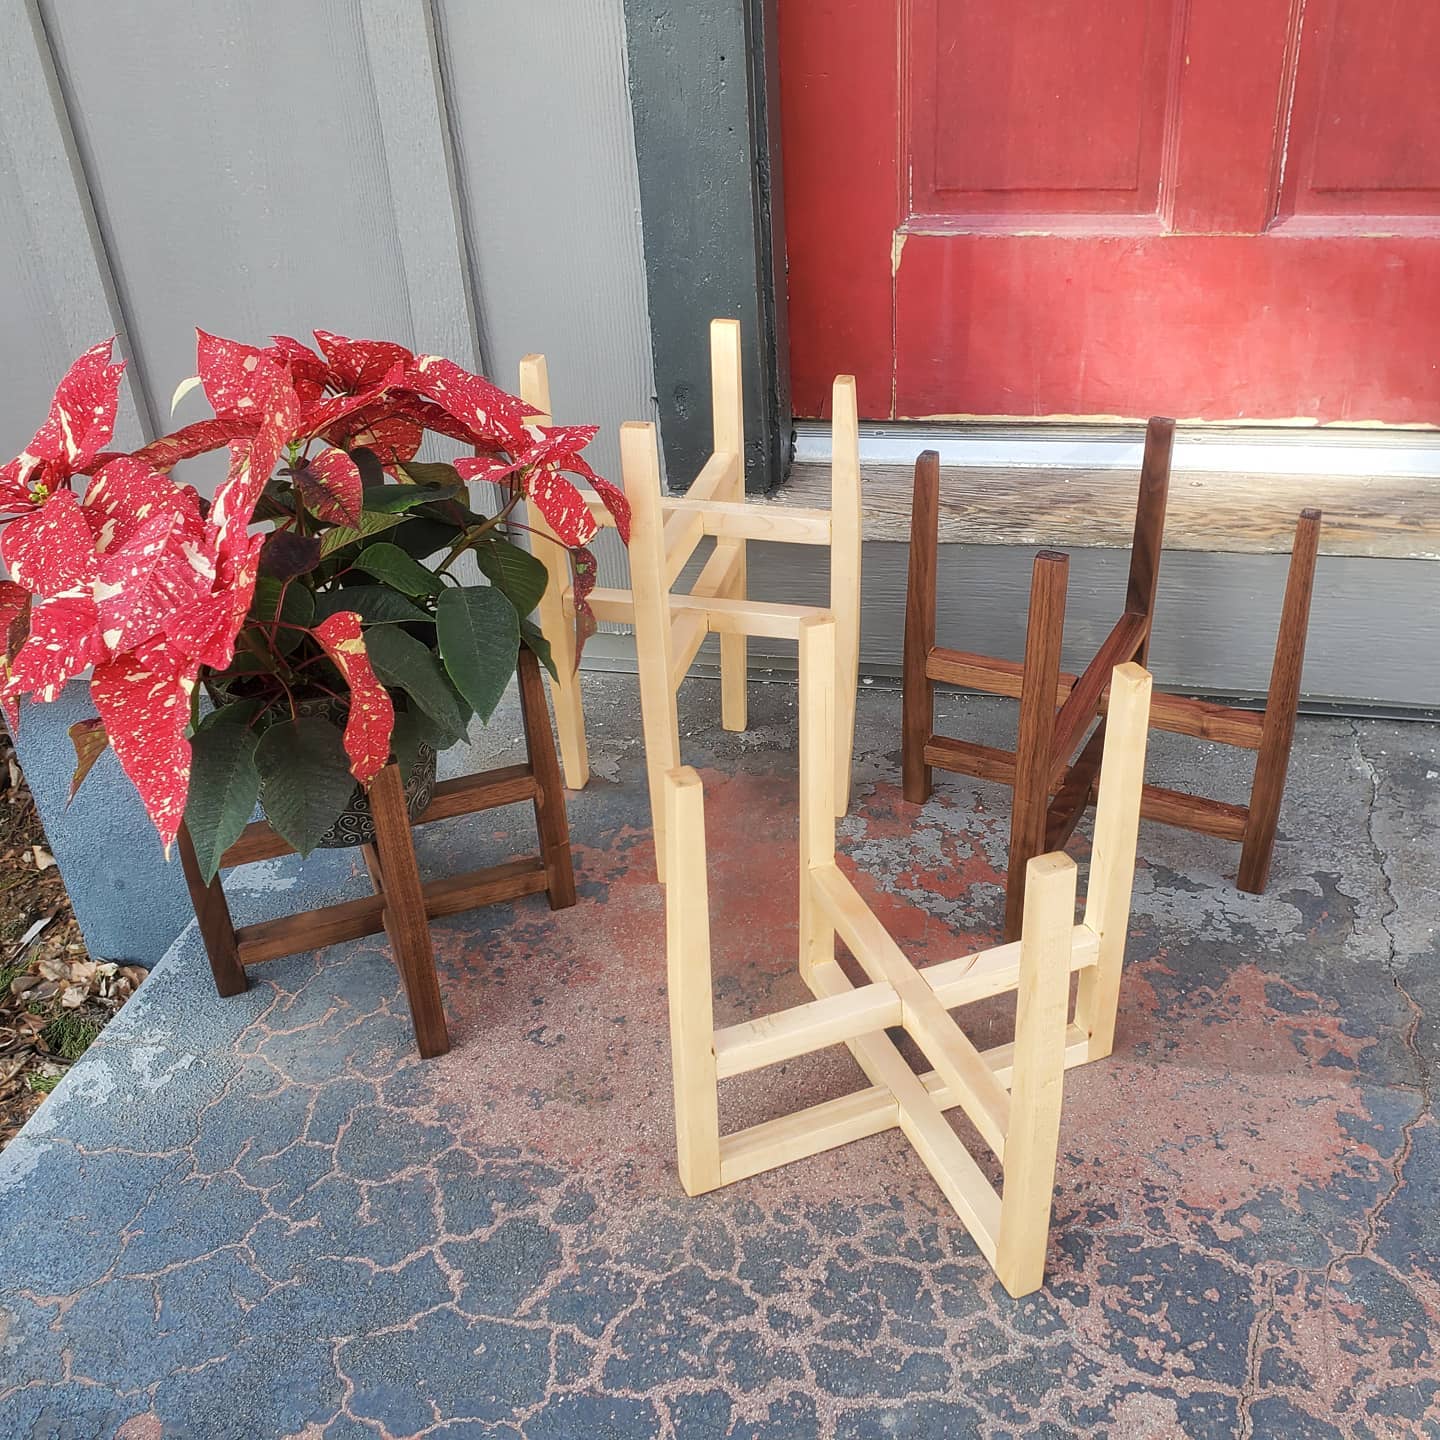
{"left": 435, "top": 491, "right": 524, "bottom": 575}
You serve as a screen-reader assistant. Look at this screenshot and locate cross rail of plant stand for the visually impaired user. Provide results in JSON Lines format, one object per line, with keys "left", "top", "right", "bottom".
{"left": 902, "top": 419, "right": 1323, "bottom": 939}
{"left": 518, "top": 319, "right": 862, "bottom": 852}
{"left": 663, "top": 614, "right": 1153, "bottom": 1297}
{"left": 176, "top": 648, "right": 575, "bottom": 1058}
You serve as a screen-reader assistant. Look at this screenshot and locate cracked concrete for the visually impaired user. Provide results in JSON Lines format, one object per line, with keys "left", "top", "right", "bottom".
{"left": 0, "top": 674, "right": 1435, "bottom": 1439}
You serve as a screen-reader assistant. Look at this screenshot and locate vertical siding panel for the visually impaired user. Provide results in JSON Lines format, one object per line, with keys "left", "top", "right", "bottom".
{"left": 0, "top": 0, "right": 147, "bottom": 442}
{"left": 435, "top": 0, "right": 654, "bottom": 599}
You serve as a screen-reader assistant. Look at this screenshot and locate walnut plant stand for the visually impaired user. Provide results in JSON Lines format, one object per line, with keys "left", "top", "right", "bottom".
{"left": 902, "top": 418, "right": 1322, "bottom": 939}
{"left": 176, "top": 649, "right": 575, "bottom": 1058}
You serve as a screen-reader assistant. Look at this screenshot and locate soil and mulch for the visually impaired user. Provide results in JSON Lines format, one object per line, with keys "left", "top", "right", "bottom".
{"left": 0, "top": 730, "right": 145, "bottom": 1149}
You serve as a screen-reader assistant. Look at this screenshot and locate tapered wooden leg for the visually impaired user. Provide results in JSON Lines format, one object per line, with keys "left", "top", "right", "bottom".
{"left": 1004, "top": 552, "right": 1069, "bottom": 942}
{"left": 1124, "top": 417, "right": 1174, "bottom": 668}
{"left": 830, "top": 375, "right": 862, "bottom": 815}
{"left": 902, "top": 450, "right": 941, "bottom": 805}
{"left": 519, "top": 354, "right": 590, "bottom": 790}
{"left": 176, "top": 824, "right": 248, "bottom": 997}
{"left": 798, "top": 616, "right": 837, "bottom": 982}
{"left": 712, "top": 319, "right": 749, "bottom": 733}
{"left": 995, "top": 851, "right": 1078, "bottom": 1298}
{"left": 1237, "top": 508, "right": 1322, "bottom": 894}
{"left": 370, "top": 763, "right": 449, "bottom": 1059}
{"left": 1075, "top": 663, "right": 1152, "bottom": 1061}
{"left": 622, "top": 421, "right": 682, "bottom": 882}
{"left": 664, "top": 767, "right": 722, "bottom": 1194}
{"left": 516, "top": 646, "right": 577, "bottom": 910}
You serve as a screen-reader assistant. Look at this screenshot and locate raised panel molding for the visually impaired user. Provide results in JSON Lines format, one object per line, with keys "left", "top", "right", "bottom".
{"left": 906, "top": 0, "right": 1185, "bottom": 226}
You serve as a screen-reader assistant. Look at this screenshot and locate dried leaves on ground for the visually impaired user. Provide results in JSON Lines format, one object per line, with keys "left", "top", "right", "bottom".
{"left": 0, "top": 730, "right": 146, "bottom": 1147}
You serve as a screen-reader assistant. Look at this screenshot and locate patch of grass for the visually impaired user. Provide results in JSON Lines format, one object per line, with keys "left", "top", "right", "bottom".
{"left": 26, "top": 1071, "right": 61, "bottom": 1095}
{"left": 0, "top": 959, "right": 25, "bottom": 996}
{"left": 40, "top": 1012, "right": 102, "bottom": 1063}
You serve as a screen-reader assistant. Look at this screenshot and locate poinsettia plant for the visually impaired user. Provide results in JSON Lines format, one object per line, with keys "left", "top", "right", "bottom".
{"left": 0, "top": 330, "right": 628, "bottom": 878}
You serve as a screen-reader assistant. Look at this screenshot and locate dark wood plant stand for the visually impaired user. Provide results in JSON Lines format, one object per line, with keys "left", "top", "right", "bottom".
{"left": 901, "top": 419, "right": 1323, "bottom": 940}
{"left": 176, "top": 649, "right": 576, "bottom": 1058}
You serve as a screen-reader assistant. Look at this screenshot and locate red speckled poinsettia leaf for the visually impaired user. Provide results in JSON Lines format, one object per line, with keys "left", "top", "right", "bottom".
{"left": 296, "top": 448, "right": 363, "bottom": 525}
{"left": 313, "top": 332, "right": 414, "bottom": 391}
{"left": 131, "top": 417, "right": 257, "bottom": 474}
{"left": 313, "top": 611, "right": 394, "bottom": 785}
{"left": 452, "top": 454, "right": 523, "bottom": 485}
{"left": 196, "top": 330, "right": 296, "bottom": 424}
{"left": 525, "top": 465, "right": 599, "bottom": 548}
{"left": 0, "top": 582, "right": 31, "bottom": 731}
{"left": 89, "top": 641, "right": 195, "bottom": 852}
{"left": 404, "top": 356, "right": 532, "bottom": 448}
{"left": 0, "top": 490, "right": 98, "bottom": 598}
{"left": 13, "top": 339, "right": 126, "bottom": 484}
{"left": 162, "top": 527, "right": 264, "bottom": 672}
{"left": 583, "top": 473, "right": 631, "bottom": 546}
{"left": 265, "top": 335, "right": 331, "bottom": 408}
{"left": 395, "top": 396, "right": 505, "bottom": 451}
{"left": 83, "top": 455, "right": 203, "bottom": 553}
{"left": 303, "top": 366, "right": 409, "bottom": 441}
{"left": 324, "top": 407, "right": 424, "bottom": 469}
{"left": 570, "top": 547, "right": 599, "bottom": 663}
{"left": 4, "top": 597, "right": 106, "bottom": 705}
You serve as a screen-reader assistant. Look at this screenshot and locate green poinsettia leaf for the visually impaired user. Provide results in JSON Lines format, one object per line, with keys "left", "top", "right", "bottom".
{"left": 362, "top": 482, "right": 461, "bottom": 514}
{"left": 475, "top": 536, "right": 548, "bottom": 619}
{"left": 258, "top": 530, "right": 322, "bottom": 581}
{"left": 196, "top": 698, "right": 267, "bottom": 732}
{"left": 519, "top": 617, "right": 558, "bottom": 681}
{"left": 254, "top": 716, "right": 356, "bottom": 858}
{"left": 185, "top": 721, "right": 261, "bottom": 883}
{"left": 436, "top": 585, "right": 519, "bottom": 725}
{"left": 313, "top": 585, "right": 433, "bottom": 626}
{"left": 353, "top": 542, "right": 445, "bottom": 598}
{"left": 390, "top": 516, "right": 460, "bottom": 563}
{"left": 398, "top": 459, "right": 466, "bottom": 488}
{"left": 319, "top": 509, "right": 406, "bottom": 557}
{"left": 363, "top": 624, "right": 470, "bottom": 744}
{"left": 249, "top": 578, "right": 316, "bottom": 654}
{"left": 350, "top": 446, "right": 386, "bottom": 488}
{"left": 392, "top": 702, "right": 460, "bottom": 766}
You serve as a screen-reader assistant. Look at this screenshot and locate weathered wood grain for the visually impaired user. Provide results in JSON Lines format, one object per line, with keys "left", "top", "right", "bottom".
{"left": 774, "top": 460, "right": 1440, "bottom": 560}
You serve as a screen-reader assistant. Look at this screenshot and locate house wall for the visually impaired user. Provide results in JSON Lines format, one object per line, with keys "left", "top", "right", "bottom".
{"left": 0, "top": 0, "right": 655, "bottom": 963}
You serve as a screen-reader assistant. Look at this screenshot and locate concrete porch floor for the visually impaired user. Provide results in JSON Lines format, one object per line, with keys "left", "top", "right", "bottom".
{"left": 0, "top": 673, "right": 1435, "bottom": 1440}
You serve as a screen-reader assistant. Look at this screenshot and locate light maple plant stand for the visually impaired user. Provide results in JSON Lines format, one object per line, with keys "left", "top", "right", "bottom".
{"left": 664, "top": 612, "right": 1153, "bottom": 1298}
{"left": 518, "top": 319, "right": 862, "bottom": 860}
{"left": 902, "top": 419, "right": 1323, "bottom": 938}
{"left": 176, "top": 649, "right": 575, "bottom": 1059}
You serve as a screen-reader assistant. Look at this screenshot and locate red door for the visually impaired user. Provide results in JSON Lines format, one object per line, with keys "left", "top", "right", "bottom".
{"left": 780, "top": 0, "right": 1440, "bottom": 424}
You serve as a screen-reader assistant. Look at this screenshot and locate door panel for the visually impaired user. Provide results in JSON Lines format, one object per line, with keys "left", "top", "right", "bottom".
{"left": 1281, "top": 0, "right": 1440, "bottom": 221}
{"left": 909, "top": 0, "right": 1180, "bottom": 224}
{"left": 781, "top": 0, "right": 1440, "bottom": 422}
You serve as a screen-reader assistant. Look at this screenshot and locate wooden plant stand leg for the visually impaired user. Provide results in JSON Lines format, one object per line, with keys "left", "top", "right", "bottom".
{"left": 369, "top": 763, "right": 450, "bottom": 1059}
{"left": 994, "top": 851, "right": 1079, "bottom": 1296}
{"left": 664, "top": 767, "right": 722, "bottom": 1193}
{"left": 902, "top": 449, "right": 941, "bottom": 805}
{"left": 516, "top": 645, "right": 577, "bottom": 909}
{"left": 1236, "top": 507, "right": 1323, "bottom": 894}
{"left": 518, "top": 354, "right": 589, "bottom": 791}
{"left": 177, "top": 825, "right": 247, "bottom": 998}
{"left": 1074, "top": 665, "right": 1153, "bottom": 1060}
{"left": 1005, "top": 551, "right": 1069, "bottom": 942}
{"left": 623, "top": 421, "right": 683, "bottom": 882}
{"left": 1124, "top": 416, "right": 1175, "bottom": 668}
{"left": 711, "top": 319, "right": 749, "bottom": 734}
{"left": 829, "top": 375, "right": 863, "bottom": 816}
